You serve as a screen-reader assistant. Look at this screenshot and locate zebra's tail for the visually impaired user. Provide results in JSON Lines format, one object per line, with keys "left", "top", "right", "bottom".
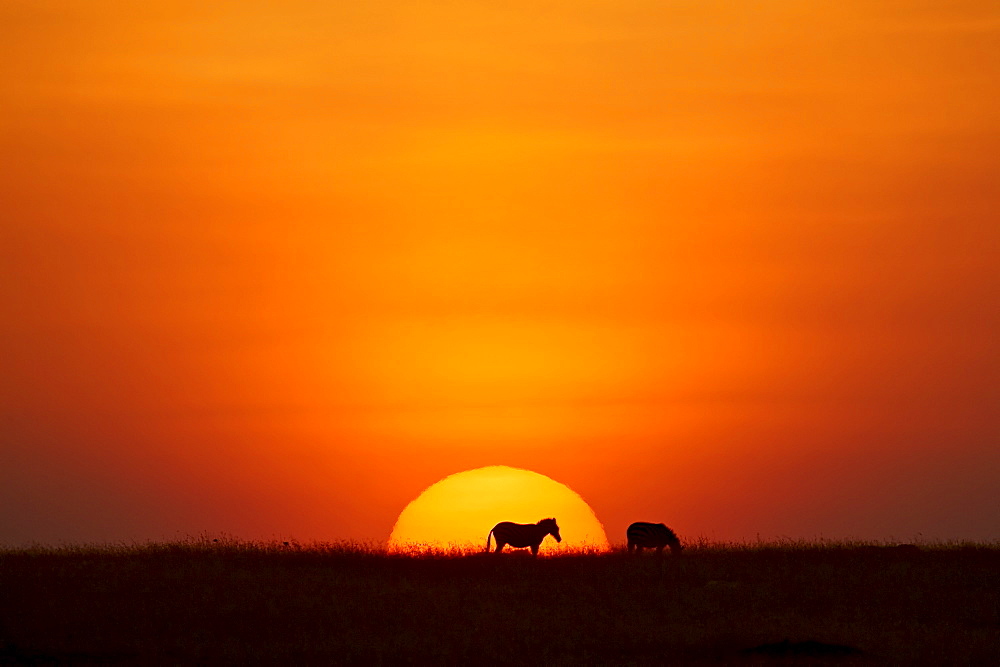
{"left": 486, "top": 528, "right": 494, "bottom": 553}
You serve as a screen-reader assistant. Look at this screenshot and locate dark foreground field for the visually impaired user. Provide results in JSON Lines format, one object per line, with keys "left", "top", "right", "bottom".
{"left": 1, "top": 540, "right": 998, "bottom": 665}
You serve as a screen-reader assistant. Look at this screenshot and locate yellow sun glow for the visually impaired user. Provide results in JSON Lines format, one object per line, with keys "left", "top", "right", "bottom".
{"left": 389, "top": 466, "right": 609, "bottom": 553}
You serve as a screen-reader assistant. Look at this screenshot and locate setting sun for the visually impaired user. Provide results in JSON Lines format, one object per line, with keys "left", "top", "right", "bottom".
{"left": 389, "top": 466, "right": 609, "bottom": 553}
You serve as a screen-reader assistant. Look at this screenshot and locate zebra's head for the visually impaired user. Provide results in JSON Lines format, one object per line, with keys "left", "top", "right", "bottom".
{"left": 660, "top": 524, "right": 684, "bottom": 554}
{"left": 540, "top": 518, "right": 561, "bottom": 543}
{"left": 659, "top": 524, "right": 683, "bottom": 554}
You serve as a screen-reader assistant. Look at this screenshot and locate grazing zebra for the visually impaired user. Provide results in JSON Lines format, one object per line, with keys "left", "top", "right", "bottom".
{"left": 626, "top": 522, "right": 683, "bottom": 555}
{"left": 486, "top": 518, "right": 562, "bottom": 555}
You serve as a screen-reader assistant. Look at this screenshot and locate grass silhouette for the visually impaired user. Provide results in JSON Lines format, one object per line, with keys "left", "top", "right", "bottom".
{"left": 1, "top": 537, "right": 998, "bottom": 664}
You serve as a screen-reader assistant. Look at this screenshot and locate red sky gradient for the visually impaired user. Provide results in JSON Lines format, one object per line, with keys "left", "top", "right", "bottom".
{"left": 2, "top": 1, "right": 998, "bottom": 545}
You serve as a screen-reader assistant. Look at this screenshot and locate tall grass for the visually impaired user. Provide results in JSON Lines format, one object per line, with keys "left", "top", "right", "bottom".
{"left": 1, "top": 538, "right": 998, "bottom": 664}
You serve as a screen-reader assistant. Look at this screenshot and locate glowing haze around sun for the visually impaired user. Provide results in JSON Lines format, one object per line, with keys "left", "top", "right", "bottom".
{"left": 389, "top": 466, "right": 609, "bottom": 552}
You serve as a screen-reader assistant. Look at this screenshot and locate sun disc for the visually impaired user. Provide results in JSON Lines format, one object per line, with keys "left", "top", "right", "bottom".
{"left": 389, "top": 465, "right": 609, "bottom": 553}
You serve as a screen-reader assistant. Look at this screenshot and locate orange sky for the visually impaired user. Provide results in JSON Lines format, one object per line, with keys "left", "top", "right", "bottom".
{"left": 2, "top": 1, "right": 998, "bottom": 545}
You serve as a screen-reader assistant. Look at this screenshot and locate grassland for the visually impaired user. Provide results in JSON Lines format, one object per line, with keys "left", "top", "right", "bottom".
{"left": 1, "top": 538, "right": 998, "bottom": 665}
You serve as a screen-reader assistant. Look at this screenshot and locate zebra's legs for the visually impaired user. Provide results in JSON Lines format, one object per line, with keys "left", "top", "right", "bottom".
{"left": 493, "top": 542, "right": 505, "bottom": 554}
{"left": 627, "top": 541, "right": 636, "bottom": 553}
{"left": 530, "top": 545, "right": 539, "bottom": 556}
{"left": 656, "top": 545, "right": 665, "bottom": 555}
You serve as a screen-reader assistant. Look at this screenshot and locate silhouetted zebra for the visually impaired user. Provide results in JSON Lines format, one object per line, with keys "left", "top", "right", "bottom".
{"left": 626, "top": 522, "right": 682, "bottom": 554}
{"left": 486, "top": 518, "right": 562, "bottom": 555}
